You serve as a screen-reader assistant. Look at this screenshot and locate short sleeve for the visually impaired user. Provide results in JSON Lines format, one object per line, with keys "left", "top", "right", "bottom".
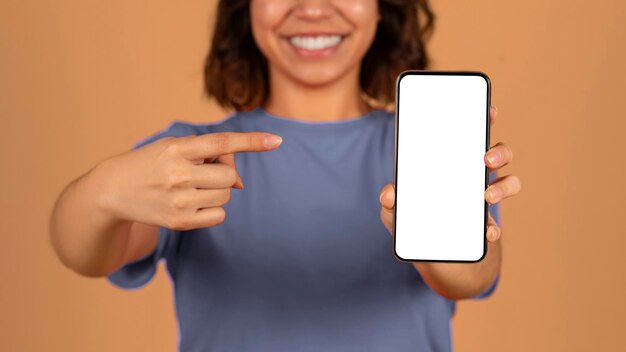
{"left": 107, "top": 226, "right": 176, "bottom": 289}
{"left": 471, "top": 171, "right": 502, "bottom": 300}
{"left": 106, "top": 121, "right": 196, "bottom": 290}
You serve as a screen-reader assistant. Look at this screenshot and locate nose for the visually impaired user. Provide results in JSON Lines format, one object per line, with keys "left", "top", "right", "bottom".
{"left": 292, "top": 0, "right": 334, "bottom": 21}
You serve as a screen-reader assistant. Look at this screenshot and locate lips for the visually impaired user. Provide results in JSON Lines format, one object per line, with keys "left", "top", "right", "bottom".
{"left": 282, "top": 33, "right": 348, "bottom": 59}
{"left": 288, "top": 34, "right": 344, "bottom": 50}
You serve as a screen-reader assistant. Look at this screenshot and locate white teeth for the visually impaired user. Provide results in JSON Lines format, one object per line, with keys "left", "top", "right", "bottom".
{"left": 289, "top": 35, "right": 343, "bottom": 50}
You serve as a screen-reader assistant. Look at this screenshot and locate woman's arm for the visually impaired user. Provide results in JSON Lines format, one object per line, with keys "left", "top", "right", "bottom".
{"left": 49, "top": 131, "right": 282, "bottom": 278}
{"left": 49, "top": 157, "right": 158, "bottom": 277}
{"left": 379, "top": 155, "right": 520, "bottom": 299}
{"left": 411, "top": 223, "right": 502, "bottom": 300}
{"left": 379, "top": 186, "right": 504, "bottom": 299}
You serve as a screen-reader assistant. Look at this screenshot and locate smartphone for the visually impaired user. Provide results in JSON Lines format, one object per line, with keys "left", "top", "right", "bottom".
{"left": 393, "top": 71, "right": 491, "bottom": 262}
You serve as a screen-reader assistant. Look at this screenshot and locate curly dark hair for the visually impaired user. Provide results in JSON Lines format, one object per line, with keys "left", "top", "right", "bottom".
{"left": 204, "top": 0, "right": 435, "bottom": 111}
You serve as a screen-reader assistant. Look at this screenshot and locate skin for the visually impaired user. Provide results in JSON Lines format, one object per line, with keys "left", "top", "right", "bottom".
{"left": 49, "top": 0, "right": 522, "bottom": 302}
{"left": 380, "top": 106, "right": 521, "bottom": 299}
{"left": 49, "top": 132, "right": 282, "bottom": 276}
{"left": 252, "top": 0, "right": 379, "bottom": 120}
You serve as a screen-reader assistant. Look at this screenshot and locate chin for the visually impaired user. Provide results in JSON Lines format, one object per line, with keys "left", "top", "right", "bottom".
{"left": 287, "top": 68, "right": 351, "bottom": 88}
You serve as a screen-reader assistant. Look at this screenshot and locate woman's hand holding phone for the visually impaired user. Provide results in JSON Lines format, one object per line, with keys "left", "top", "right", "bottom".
{"left": 378, "top": 105, "right": 522, "bottom": 299}
{"left": 95, "top": 131, "right": 283, "bottom": 231}
{"left": 379, "top": 105, "right": 520, "bottom": 242}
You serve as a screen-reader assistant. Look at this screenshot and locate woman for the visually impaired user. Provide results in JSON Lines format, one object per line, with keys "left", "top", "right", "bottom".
{"left": 50, "top": 0, "right": 521, "bottom": 351}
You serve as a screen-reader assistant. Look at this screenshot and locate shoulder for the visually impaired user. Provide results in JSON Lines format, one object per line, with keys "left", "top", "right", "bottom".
{"left": 132, "top": 112, "right": 242, "bottom": 150}
{"left": 371, "top": 109, "right": 395, "bottom": 136}
{"left": 371, "top": 109, "right": 394, "bottom": 125}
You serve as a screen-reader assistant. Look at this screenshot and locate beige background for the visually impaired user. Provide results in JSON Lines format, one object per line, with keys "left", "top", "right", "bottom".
{"left": 1, "top": 0, "right": 625, "bottom": 350}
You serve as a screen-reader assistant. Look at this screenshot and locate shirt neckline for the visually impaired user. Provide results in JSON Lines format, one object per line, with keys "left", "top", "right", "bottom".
{"left": 249, "top": 106, "right": 383, "bottom": 130}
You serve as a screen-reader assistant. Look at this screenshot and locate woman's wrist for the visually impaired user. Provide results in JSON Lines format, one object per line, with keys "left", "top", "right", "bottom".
{"left": 412, "top": 241, "right": 501, "bottom": 300}
{"left": 88, "top": 155, "right": 130, "bottom": 225}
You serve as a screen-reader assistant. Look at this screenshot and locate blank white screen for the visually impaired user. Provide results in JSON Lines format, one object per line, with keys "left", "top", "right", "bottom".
{"left": 395, "top": 73, "right": 489, "bottom": 261}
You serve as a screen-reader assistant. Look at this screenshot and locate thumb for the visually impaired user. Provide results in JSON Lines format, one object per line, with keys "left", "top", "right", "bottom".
{"left": 379, "top": 183, "right": 395, "bottom": 236}
{"left": 379, "top": 183, "right": 395, "bottom": 210}
{"left": 215, "top": 153, "right": 244, "bottom": 189}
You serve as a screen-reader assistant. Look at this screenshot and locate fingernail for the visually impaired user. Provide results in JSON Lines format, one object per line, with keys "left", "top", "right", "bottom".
{"left": 491, "top": 226, "right": 501, "bottom": 241}
{"left": 264, "top": 135, "right": 283, "bottom": 147}
{"left": 488, "top": 227, "right": 496, "bottom": 241}
{"left": 386, "top": 190, "right": 394, "bottom": 204}
{"left": 487, "top": 187, "right": 503, "bottom": 202}
{"left": 486, "top": 150, "right": 501, "bottom": 165}
{"left": 379, "top": 192, "right": 384, "bottom": 203}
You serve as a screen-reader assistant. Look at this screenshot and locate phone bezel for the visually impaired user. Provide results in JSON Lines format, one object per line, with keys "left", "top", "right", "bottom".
{"left": 392, "top": 70, "right": 491, "bottom": 263}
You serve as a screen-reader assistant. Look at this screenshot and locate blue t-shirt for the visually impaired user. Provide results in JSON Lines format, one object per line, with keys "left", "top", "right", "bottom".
{"left": 108, "top": 107, "right": 500, "bottom": 352}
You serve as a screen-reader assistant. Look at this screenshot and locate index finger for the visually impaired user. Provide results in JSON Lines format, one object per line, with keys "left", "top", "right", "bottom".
{"left": 178, "top": 132, "right": 283, "bottom": 160}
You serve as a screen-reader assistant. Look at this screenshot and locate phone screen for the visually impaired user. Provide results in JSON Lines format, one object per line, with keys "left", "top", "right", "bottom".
{"left": 393, "top": 71, "right": 490, "bottom": 262}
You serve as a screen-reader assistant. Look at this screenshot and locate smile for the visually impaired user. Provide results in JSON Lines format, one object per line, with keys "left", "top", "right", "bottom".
{"left": 288, "top": 35, "right": 345, "bottom": 50}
